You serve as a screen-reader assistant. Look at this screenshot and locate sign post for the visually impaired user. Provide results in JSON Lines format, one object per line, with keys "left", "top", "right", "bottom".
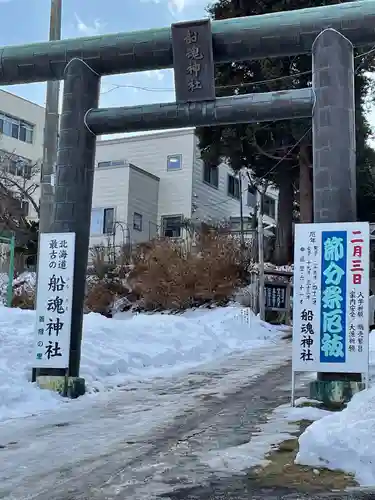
{"left": 33, "top": 233, "right": 75, "bottom": 372}
{"left": 292, "top": 222, "right": 370, "bottom": 406}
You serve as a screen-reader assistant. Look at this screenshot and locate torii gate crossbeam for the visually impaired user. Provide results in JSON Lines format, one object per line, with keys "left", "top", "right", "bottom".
{"left": 0, "top": 0, "right": 374, "bottom": 85}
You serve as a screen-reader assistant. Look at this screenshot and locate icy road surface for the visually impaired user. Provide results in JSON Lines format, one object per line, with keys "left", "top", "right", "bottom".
{"left": 0, "top": 341, "right": 297, "bottom": 500}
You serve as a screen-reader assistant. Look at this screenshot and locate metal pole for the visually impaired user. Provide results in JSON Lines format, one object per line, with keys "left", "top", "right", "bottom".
{"left": 239, "top": 173, "right": 245, "bottom": 248}
{"left": 7, "top": 234, "right": 15, "bottom": 307}
{"left": 257, "top": 190, "right": 265, "bottom": 321}
{"left": 39, "top": 0, "right": 62, "bottom": 233}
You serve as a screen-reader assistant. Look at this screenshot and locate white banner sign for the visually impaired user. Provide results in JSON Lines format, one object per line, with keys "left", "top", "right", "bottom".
{"left": 33, "top": 233, "right": 75, "bottom": 369}
{"left": 292, "top": 222, "right": 369, "bottom": 373}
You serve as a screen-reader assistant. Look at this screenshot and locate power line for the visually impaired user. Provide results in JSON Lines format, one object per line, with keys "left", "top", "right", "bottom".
{"left": 99, "top": 48, "right": 375, "bottom": 96}
{"left": 98, "top": 44, "right": 375, "bottom": 212}
{"left": 198, "top": 127, "right": 312, "bottom": 209}
{"left": 196, "top": 45, "right": 375, "bottom": 211}
{"left": 100, "top": 83, "right": 173, "bottom": 94}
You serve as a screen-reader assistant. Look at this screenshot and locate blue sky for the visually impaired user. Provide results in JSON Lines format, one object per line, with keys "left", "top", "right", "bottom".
{"left": 0, "top": 0, "right": 208, "bottom": 108}
{"left": 1, "top": 0, "right": 374, "bottom": 138}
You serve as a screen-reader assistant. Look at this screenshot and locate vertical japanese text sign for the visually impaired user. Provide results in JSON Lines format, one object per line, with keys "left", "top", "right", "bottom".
{"left": 171, "top": 19, "right": 216, "bottom": 103}
{"left": 292, "top": 222, "right": 369, "bottom": 374}
{"left": 33, "top": 233, "right": 75, "bottom": 369}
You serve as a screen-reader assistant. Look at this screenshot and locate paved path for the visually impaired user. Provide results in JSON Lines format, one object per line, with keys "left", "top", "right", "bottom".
{"left": 0, "top": 339, "right": 368, "bottom": 500}
{"left": 164, "top": 490, "right": 375, "bottom": 499}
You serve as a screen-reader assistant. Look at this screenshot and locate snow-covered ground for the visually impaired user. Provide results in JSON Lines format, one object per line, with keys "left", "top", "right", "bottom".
{"left": 201, "top": 398, "right": 331, "bottom": 474}
{"left": 0, "top": 304, "right": 284, "bottom": 423}
{"left": 296, "top": 332, "right": 375, "bottom": 486}
{"left": 0, "top": 342, "right": 292, "bottom": 500}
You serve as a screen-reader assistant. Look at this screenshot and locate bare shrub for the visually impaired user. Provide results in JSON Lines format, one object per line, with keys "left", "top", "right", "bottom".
{"left": 85, "top": 277, "right": 129, "bottom": 316}
{"left": 129, "top": 231, "right": 248, "bottom": 310}
{"left": 88, "top": 244, "right": 115, "bottom": 279}
{"left": 12, "top": 289, "right": 35, "bottom": 309}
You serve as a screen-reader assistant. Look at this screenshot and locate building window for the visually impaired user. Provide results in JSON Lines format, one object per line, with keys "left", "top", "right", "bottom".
{"left": 90, "top": 207, "right": 115, "bottom": 235}
{"left": 167, "top": 154, "right": 182, "bottom": 171}
{"left": 97, "top": 159, "right": 128, "bottom": 168}
{"left": 0, "top": 152, "right": 32, "bottom": 179}
{"left": 103, "top": 208, "right": 115, "bottom": 234}
{"left": 21, "top": 200, "right": 29, "bottom": 216}
{"left": 203, "top": 163, "right": 219, "bottom": 188}
{"left": 227, "top": 174, "right": 240, "bottom": 199}
{"left": 10, "top": 159, "right": 31, "bottom": 179}
{"left": 263, "top": 195, "right": 276, "bottom": 219}
{"left": 97, "top": 161, "right": 111, "bottom": 169}
{"left": 133, "top": 212, "right": 143, "bottom": 231}
{"left": 0, "top": 113, "right": 34, "bottom": 144}
{"left": 162, "top": 215, "right": 182, "bottom": 238}
{"left": 247, "top": 185, "right": 256, "bottom": 207}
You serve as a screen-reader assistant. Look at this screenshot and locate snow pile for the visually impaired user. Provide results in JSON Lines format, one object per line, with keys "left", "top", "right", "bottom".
{"left": 0, "top": 271, "right": 36, "bottom": 304}
{"left": 13, "top": 271, "right": 36, "bottom": 296}
{"left": 0, "top": 308, "right": 64, "bottom": 421}
{"left": 0, "top": 272, "right": 8, "bottom": 302}
{"left": 202, "top": 399, "right": 331, "bottom": 474}
{"left": 82, "top": 306, "right": 281, "bottom": 390}
{"left": 296, "top": 334, "right": 375, "bottom": 485}
{"left": 296, "top": 387, "right": 375, "bottom": 486}
{"left": 263, "top": 262, "right": 293, "bottom": 274}
{"left": 0, "top": 305, "right": 282, "bottom": 422}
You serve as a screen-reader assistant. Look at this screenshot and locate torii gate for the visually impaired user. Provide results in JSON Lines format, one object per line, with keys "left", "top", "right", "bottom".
{"left": 3, "top": 0, "right": 373, "bottom": 399}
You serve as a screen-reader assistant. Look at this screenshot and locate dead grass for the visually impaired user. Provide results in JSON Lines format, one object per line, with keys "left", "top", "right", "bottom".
{"left": 248, "top": 420, "right": 357, "bottom": 493}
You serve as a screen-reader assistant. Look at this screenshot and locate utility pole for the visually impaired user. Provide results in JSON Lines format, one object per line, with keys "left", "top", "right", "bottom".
{"left": 257, "top": 189, "right": 265, "bottom": 320}
{"left": 239, "top": 172, "right": 245, "bottom": 249}
{"left": 39, "top": 0, "right": 62, "bottom": 233}
{"left": 32, "top": 0, "right": 62, "bottom": 384}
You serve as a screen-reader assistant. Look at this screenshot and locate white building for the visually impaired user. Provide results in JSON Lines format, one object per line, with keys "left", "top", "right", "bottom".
{"left": 91, "top": 128, "right": 278, "bottom": 247}
{"left": 0, "top": 91, "right": 278, "bottom": 248}
{"left": 0, "top": 89, "right": 45, "bottom": 218}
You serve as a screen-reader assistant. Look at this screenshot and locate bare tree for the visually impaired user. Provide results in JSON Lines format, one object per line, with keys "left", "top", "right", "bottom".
{"left": 0, "top": 149, "right": 40, "bottom": 243}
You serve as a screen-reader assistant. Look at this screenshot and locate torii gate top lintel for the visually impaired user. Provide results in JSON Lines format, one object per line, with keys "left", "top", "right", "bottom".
{"left": 0, "top": 0, "right": 374, "bottom": 86}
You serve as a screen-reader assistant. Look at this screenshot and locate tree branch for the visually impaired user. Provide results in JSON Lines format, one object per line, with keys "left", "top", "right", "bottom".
{"left": 0, "top": 174, "right": 40, "bottom": 216}
{"left": 253, "top": 139, "right": 295, "bottom": 162}
{"left": 0, "top": 150, "right": 40, "bottom": 217}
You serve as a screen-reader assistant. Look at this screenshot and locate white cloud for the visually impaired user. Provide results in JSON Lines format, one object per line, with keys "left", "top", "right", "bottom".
{"left": 143, "top": 70, "right": 165, "bottom": 81}
{"left": 74, "top": 14, "right": 104, "bottom": 36}
{"left": 169, "top": 0, "right": 185, "bottom": 12}
{"left": 140, "top": 0, "right": 204, "bottom": 16}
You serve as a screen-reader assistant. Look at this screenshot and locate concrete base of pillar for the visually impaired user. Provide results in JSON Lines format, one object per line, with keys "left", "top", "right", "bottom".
{"left": 309, "top": 380, "right": 365, "bottom": 409}
{"left": 36, "top": 375, "right": 85, "bottom": 399}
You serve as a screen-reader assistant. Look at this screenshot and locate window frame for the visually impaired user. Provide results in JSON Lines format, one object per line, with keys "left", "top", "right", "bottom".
{"left": 263, "top": 194, "right": 276, "bottom": 219}
{"left": 103, "top": 207, "right": 115, "bottom": 234}
{"left": 90, "top": 207, "right": 116, "bottom": 235}
{"left": 247, "top": 184, "right": 257, "bottom": 207}
{"left": 161, "top": 214, "right": 183, "bottom": 238}
{"left": 227, "top": 174, "right": 240, "bottom": 200}
{"left": 97, "top": 159, "right": 128, "bottom": 169}
{"left": 203, "top": 163, "right": 219, "bottom": 189}
{"left": 0, "top": 112, "right": 34, "bottom": 143}
{"left": 133, "top": 212, "right": 143, "bottom": 232}
{"left": 21, "top": 200, "right": 29, "bottom": 216}
{"left": 167, "top": 154, "right": 182, "bottom": 171}
{"left": 0, "top": 151, "right": 32, "bottom": 179}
